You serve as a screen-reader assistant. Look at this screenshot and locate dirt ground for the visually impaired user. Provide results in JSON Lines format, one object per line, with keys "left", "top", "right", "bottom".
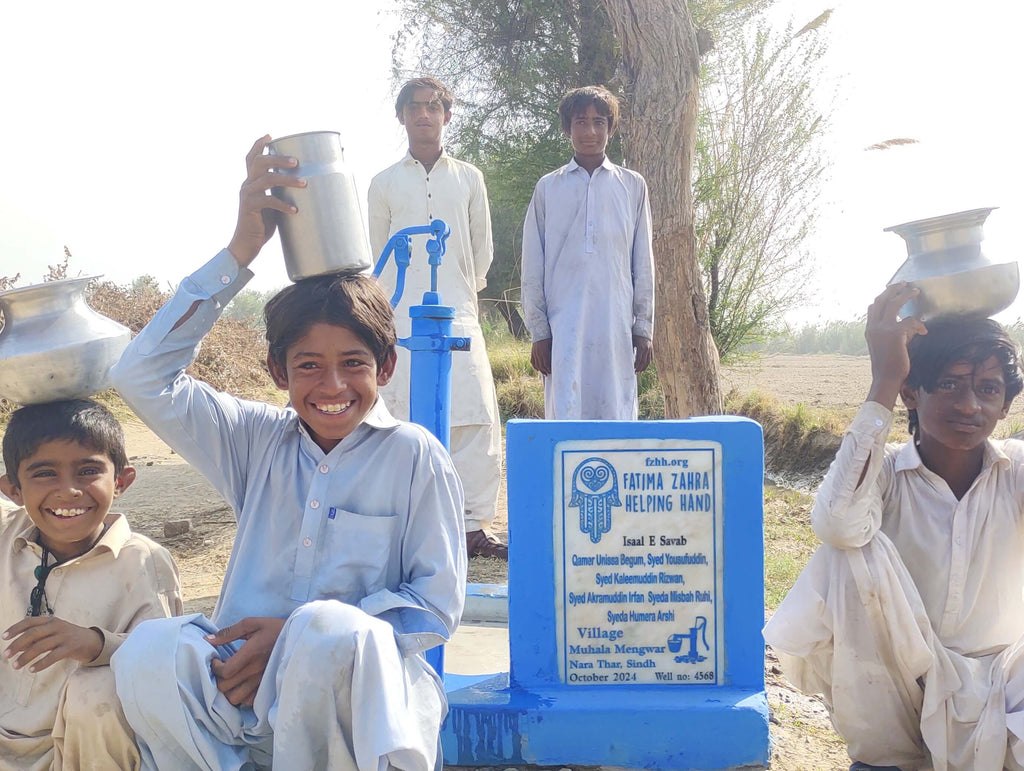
{"left": 25, "top": 354, "right": 929, "bottom": 770}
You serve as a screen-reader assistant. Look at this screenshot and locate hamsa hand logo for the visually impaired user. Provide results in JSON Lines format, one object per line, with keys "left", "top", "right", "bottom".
{"left": 569, "top": 457, "right": 621, "bottom": 543}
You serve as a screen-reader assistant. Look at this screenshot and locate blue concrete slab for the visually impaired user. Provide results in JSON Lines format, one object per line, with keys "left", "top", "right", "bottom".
{"left": 442, "top": 674, "right": 769, "bottom": 769}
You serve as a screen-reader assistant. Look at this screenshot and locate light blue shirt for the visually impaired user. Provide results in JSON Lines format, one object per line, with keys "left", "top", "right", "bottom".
{"left": 110, "top": 250, "right": 467, "bottom": 655}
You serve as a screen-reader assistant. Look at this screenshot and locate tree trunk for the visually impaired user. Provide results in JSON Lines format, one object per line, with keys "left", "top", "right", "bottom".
{"left": 601, "top": 0, "right": 724, "bottom": 418}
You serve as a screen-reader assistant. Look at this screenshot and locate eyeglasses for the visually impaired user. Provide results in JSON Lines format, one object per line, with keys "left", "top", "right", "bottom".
{"left": 404, "top": 100, "right": 445, "bottom": 114}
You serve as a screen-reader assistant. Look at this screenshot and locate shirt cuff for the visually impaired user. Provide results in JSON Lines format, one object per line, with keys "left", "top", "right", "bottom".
{"left": 184, "top": 249, "right": 254, "bottom": 300}
{"left": 359, "top": 589, "right": 452, "bottom": 655}
{"left": 84, "top": 627, "right": 124, "bottom": 667}
{"left": 850, "top": 401, "right": 894, "bottom": 438}
{"left": 528, "top": 322, "right": 552, "bottom": 342}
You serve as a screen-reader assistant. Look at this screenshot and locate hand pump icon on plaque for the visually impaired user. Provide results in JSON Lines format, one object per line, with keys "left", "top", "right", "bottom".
{"left": 668, "top": 617, "right": 710, "bottom": 664}
{"left": 569, "top": 457, "right": 621, "bottom": 543}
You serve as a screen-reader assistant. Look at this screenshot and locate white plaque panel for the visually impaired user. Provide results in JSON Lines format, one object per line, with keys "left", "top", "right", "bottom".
{"left": 554, "top": 439, "right": 725, "bottom": 685}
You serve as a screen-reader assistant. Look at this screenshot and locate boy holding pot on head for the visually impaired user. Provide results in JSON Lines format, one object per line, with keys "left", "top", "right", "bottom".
{"left": 368, "top": 76, "right": 506, "bottom": 560}
{"left": 0, "top": 398, "right": 182, "bottom": 770}
{"left": 765, "top": 283, "right": 1024, "bottom": 771}
{"left": 110, "top": 136, "right": 465, "bottom": 770}
{"left": 521, "top": 85, "right": 655, "bottom": 420}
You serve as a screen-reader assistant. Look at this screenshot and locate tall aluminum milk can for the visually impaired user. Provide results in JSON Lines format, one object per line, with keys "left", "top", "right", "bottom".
{"left": 885, "top": 207, "right": 1019, "bottom": 321}
{"left": 267, "top": 131, "right": 372, "bottom": 281}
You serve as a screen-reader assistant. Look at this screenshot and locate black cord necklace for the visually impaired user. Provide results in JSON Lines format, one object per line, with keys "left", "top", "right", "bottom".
{"left": 29, "top": 546, "right": 54, "bottom": 617}
{"left": 27, "top": 524, "right": 110, "bottom": 617}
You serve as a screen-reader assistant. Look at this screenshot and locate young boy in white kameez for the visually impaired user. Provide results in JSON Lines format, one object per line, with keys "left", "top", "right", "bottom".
{"left": 521, "top": 85, "right": 655, "bottom": 420}
{"left": 109, "top": 136, "right": 466, "bottom": 771}
{"left": 764, "top": 283, "right": 1024, "bottom": 771}
{"left": 369, "top": 76, "right": 506, "bottom": 559}
{"left": 0, "top": 399, "right": 182, "bottom": 771}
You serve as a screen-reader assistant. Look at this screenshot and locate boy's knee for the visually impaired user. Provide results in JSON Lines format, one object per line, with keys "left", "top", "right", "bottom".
{"left": 60, "top": 666, "right": 122, "bottom": 728}
{"left": 286, "top": 600, "right": 394, "bottom": 661}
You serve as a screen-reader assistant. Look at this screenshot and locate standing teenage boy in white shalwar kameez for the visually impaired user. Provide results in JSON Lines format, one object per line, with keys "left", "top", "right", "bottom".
{"left": 764, "top": 282, "right": 1024, "bottom": 771}
{"left": 368, "top": 77, "right": 506, "bottom": 560}
{"left": 109, "top": 136, "right": 466, "bottom": 771}
{"left": 521, "top": 85, "right": 655, "bottom": 420}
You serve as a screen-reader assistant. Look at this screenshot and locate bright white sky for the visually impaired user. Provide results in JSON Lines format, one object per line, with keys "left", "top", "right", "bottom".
{"left": 2, "top": 0, "right": 1021, "bottom": 325}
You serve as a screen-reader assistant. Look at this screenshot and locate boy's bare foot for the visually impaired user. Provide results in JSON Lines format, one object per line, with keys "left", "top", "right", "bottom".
{"left": 466, "top": 529, "right": 508, "bottom": 560}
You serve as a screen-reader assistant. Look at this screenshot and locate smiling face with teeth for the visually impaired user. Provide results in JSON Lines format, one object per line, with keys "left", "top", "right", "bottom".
{"left": 0, "top": 439, "right": 136, "bottom": 561}
{"left": 268, "top": 322, "right": 397, "bottom": 454}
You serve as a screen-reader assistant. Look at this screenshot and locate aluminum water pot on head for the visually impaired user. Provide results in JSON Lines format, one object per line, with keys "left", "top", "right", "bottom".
{"left": 885, "top": 207, "right": 1019, "bottom": 321}
{"left": 0, "top": 277, "right": 131, "bottom": 405}
{"left": 266, "top": 131, "right": 372, "bottom": 281}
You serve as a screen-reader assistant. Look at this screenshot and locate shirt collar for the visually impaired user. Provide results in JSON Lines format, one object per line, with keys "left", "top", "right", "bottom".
{"left": 894, "top": 437, "right": 1010, "bottom": 474}
{"left": 402, "top": 148, "right": 448, "bottom": 167}
{"left": 12, "top": 511, "right": 132, "bottom": 561}
{"left": 566, "top": 155, "right": 615, "bottom": 174}
{"left": 293, "top": 396, "right": 401, "bottom": 455}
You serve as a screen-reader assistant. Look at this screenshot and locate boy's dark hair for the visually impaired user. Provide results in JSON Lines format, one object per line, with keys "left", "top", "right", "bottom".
{"left": 559, "top": 85, "right": 621, "bottom": 134}
{"left": 905, "top": 316, "right": 1024, "bottom": 438}
{"left": 395, "top": 77, "right": 453, "bottom": 117}
{"left": 2, "top": 399, "right": 128, "bottom": 487}
{"left": 264, "top": 272, "right": 397, "bottom": 373}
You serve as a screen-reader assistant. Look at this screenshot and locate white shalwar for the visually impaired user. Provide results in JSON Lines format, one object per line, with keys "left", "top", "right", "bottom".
{"left": 109, "top": 250, "right": 466, "bottom": 771}
{"left": 763, "top": 401, "right": 1024, "bottom": 770}
{"left": 368, "top": 151, "right": 501, "bottom": 531}
{"left": 521, "top": 156, "right": 654, "bottom": 420}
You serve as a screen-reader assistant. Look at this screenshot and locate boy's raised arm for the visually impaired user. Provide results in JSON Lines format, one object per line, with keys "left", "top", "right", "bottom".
{"left": 111, "top": 137, "right": 305, "bottom": 510}
{"left": 811, "top": 283, "right": 926, "bottom": 548}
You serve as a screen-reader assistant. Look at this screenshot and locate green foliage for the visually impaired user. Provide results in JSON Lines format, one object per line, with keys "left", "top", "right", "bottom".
{"left": 697, "top": 19, "right": 830, "bottom": 360}
{"left": 391, "top": 0, "right": 829, "bottom": 355}
{"left": 223, "top": 288, "right": 283, "bottom": 330}
{"left": 748, "top": 320, "right": 868, "bottom": 356}
{"left": 391, "top": 0, "right": 626, "bottom": 307}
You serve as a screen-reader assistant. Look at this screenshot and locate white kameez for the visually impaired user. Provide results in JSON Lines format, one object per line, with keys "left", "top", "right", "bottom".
{"left": 520, "top": 157, "right": 654, "bottom": 420}
{"left": 764, "top": 401, "right": 1024, "bottom": 770}
{"left": 110, "top": 251, "right": 466, "bottom": 771}
{"left": 368, "top": 151, "right": 502, "bottom": 529}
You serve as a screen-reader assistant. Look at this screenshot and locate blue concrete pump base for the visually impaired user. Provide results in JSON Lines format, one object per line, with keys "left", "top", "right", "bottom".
{"left": 441, "top": 674, "right": 769, "bottom": 769}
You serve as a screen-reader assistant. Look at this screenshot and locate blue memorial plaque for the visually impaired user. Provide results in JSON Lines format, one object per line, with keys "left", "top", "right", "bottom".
{"left": 555, "top": 439, "right": 725, "bottom": 686}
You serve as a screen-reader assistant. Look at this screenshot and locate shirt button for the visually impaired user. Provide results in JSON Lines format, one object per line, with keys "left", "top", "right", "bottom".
{"left": 319, "top": 464, "right": 329, "bottom": 474}
{"left": 310, "top": 500, "right": 320, "bottom": 509}
{"left": 220, "top": 275, "right": 231, "bottom": 285}
{"left": 875, "top": 419, "right": 884, "bottom": 427}
{"left": 303, "top": 537, "right": 312, "bottom": 548}
{"left": 53, "top": 568, "right": 62, "bottom": 576}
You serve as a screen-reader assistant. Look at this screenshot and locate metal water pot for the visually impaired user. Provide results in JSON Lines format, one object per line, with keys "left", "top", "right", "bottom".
{"left": 267, "top": 131, "right": 372, "bottom": 281}
{"left": 886, "top": 207, "right": 1019, "bottom": 320}
{"left": 0, "top": 277, "right": 131, "bottom": 405}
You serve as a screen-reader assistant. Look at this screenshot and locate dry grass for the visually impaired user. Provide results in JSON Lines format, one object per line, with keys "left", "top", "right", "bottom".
{"left": 725, "top": 389, "right": 846, "bottom": 482}
{"left": 87, "top": 278, "right": 276, "bottom": 401}
{"left": 763, "top": 485, "right": 818, "bottom": 609}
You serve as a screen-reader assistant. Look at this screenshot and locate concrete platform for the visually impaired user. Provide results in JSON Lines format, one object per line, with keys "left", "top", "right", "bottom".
{"left": 446, "top": 622, "right": 510, "bottom": 677}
